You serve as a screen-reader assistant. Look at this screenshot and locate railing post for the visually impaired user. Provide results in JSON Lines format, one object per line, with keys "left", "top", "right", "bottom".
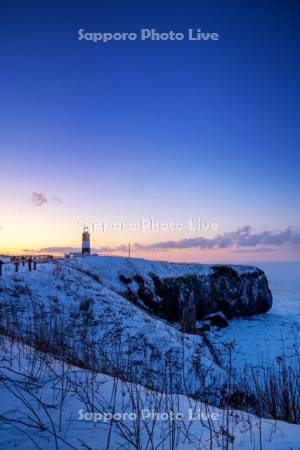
{"left": 28, "top": 259, "right": 32, "bottom": 272}
{"left": 33, "top": 260, "right": 37, "bottom": 270}
{"left": 15, "top": 261, "right": 19, "bottom": 273}
{"left": 0, "top": 261, "right": 3, "bottom": 276}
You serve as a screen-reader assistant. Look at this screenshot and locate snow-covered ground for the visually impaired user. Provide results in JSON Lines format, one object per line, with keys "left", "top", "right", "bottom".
{"left": 0, "top": 257, "right": 299, "bottom": 448}
{"left": 0, "top": 337, "right": 299, "bottom": 450}
{"left": 67, "top": 254, "right": 258, "bottom": 285}
{"left": 0, "top": 259, "right": 54, "bottom": 276}
{"left": 0, "top": 256, "right": 11, "bottom": 263}
{"left": 0, "top": 257, "right": 225, "bottom": 399}
{"left": 0, "top": 257, "right": 299, "bottom": 385}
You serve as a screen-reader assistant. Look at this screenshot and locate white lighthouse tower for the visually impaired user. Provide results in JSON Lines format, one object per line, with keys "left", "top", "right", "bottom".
{"left": 82, "top": 227, "right": 91, "bottom": 256}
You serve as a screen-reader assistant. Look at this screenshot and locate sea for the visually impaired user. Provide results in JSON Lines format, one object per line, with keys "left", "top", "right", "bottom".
{"left": 210, "top": 261, "right": 300, "bottom": 368}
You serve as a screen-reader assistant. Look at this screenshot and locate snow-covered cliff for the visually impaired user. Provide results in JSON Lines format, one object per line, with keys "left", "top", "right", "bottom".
{"left": 0, "top": 256, "right": 272, "bottom": 401}
{"left": 70, "top": 256, "right": 273, "bottom": 330}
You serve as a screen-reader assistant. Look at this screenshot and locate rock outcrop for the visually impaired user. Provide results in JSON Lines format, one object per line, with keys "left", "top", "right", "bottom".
{"left": 117, "top": 262, "right": 273, "bottom": 330}
{"left": 204, "top": 312, "right": 229, "bottom": 329}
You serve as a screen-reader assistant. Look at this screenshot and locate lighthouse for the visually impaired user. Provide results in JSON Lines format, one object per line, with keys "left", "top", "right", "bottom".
{"left": 82, "top": 227, "right": 91, "bottom": 256}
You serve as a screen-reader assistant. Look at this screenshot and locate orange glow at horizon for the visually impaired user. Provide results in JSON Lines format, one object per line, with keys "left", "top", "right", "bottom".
{"left": 1, "top": 206, "right": 299, "bottom": 262}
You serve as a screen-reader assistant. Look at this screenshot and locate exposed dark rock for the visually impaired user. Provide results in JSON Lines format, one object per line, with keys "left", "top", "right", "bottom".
{"left": 118, "top": 264, "right": 272, "bottom": 330}
{"left": 133, "top": 274, "right": 144, "bottom": 285}
{"left": 137, "top": 284, "right": 158, "bottom": 313}
{"left": 204, "top": 312, "right": 229, "bottom": 328}
{"left": 195, "top": 321, "right": 211, "bottom": 333}
{"left": 119, "top": 274, "right": 132, "bottom": 285}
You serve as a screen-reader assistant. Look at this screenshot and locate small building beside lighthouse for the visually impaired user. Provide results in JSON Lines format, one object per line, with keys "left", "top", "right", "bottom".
{"left": 82, "top": 228, "right": 91, "bottom": 256}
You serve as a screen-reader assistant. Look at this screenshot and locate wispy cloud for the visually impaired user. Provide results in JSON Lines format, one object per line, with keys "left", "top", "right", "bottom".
{"left": 30, "top": 193, "right": 63, "bottom": 207}
{"left": 30, "top": 245, "right": 128, "bottom": 255}
{"left": 131, "top": 226, "right": 300, "bottom": 252}
{"left": 30, "top": 226, "right": 300, "bottom": 255}
{"left": 233, "top": 247, "right": 278, "bottom": 254}
{"left": 95, "top": 245, "right": 128, "bottom": 253}
{"left": 31, "top": 192, "right": 47, "bottom": 207}
{"left": 34, "top": 247, "right": 80, "bottom": 254}
{"left": 51, "top": 196, "right": 63, "bottom": 203}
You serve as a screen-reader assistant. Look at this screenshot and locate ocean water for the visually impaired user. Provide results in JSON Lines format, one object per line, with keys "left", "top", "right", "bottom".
{"left": 210, "top": 262, "right": 300, "bottom": 367}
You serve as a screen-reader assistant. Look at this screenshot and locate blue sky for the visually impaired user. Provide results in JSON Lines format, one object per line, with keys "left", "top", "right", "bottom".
{"left": 0, "top": 0, "right": 299, "bottom": 261}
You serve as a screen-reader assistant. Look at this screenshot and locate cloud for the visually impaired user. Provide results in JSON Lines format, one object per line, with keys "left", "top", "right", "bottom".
{"left": 31, "top": 192, "right": 48, "bottom": 207}
{"left": 51, "top": 196, "right": 63, "bottom": 203}
{"left": 30, "top": 193, "right": 63, "bottom": 207}
{"left": 233, "top": 247, "right": 278, "bottom": 254}
{"left": 33, "top": 245, "right": 129, "bottom": 255}
{"left": 34, "top": 247, "right": 80, "bottom": 254}
{"left": 95, "top": 245, "right": 128, "bottom": 253}
{"left": 131, "top": 226, "right": 300, "bottom": 252}
{"left": 31, "top": 226, "right": 300, "bottom": 255}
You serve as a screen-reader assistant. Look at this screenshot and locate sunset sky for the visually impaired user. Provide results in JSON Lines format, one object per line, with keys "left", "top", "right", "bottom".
{"left": 0, "top": 0, "right": 299, "bottom": 262}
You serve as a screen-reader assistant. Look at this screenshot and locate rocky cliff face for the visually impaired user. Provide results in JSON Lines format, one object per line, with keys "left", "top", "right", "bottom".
{"left": 118, "top": 263, "right": 273, "bottom": 330}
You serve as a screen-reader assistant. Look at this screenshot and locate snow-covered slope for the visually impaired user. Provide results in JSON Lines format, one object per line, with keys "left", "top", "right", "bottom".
{"left": 0, "top": 256, "right": 274, "bottom": 398}
{"left": 0, "top": 257, "right": 299, "bottom": 448}
{"left": 0, "top": 257, "right": 225, "bottom": 400}
{"left": 0, "top": 337, "right": 299, "bottom": 450}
